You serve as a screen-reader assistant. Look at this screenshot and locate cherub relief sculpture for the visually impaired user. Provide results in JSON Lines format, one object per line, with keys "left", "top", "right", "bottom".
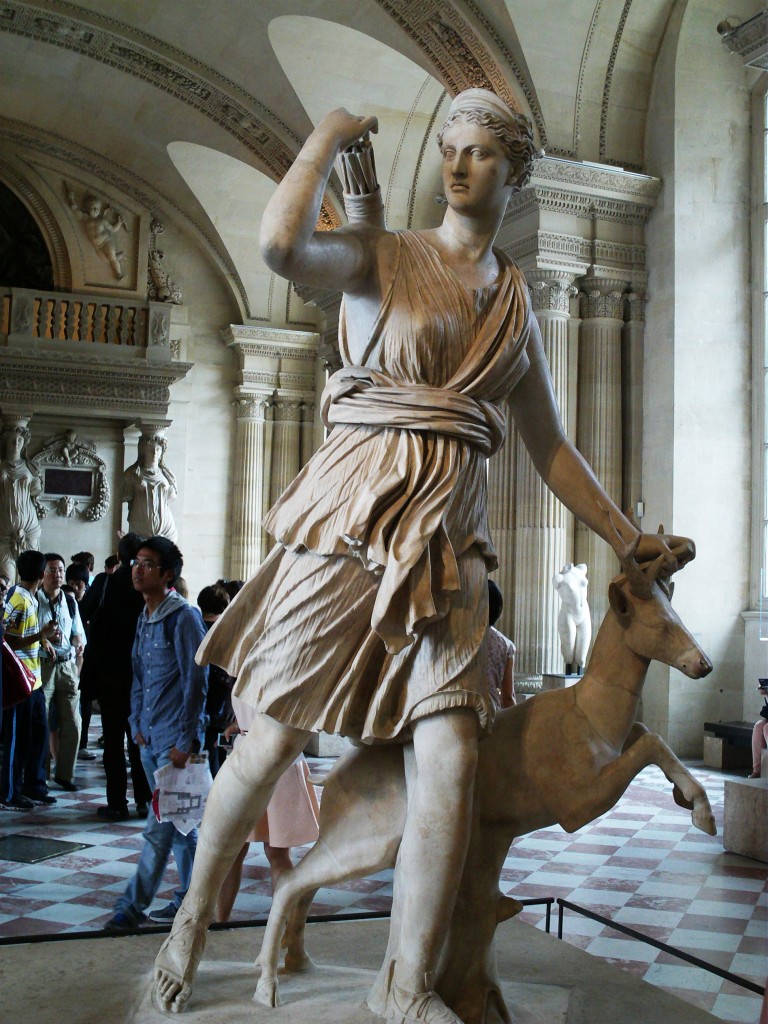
{"left": 0, "top": 421, "right": 43, "bottom": 582}
{"left": 66, "top": 184, "right": 128, "bottom": 280}
{"left": 122, "top": 431, "right": 178, "bottom": 542}
{"left": 152, "top": 90, "right": 696, "bottom": 1023}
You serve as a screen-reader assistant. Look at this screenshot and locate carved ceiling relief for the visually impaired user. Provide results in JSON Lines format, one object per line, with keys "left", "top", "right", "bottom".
{"left": 0, "top": 1, "right": 300, "bottom": 183}
{"left": 371, "top": 0, "right": 547, "bottom": 147}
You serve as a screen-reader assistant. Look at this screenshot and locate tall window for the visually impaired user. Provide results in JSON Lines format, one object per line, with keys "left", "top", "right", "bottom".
{"left": 756, "top": 84, "right": 768, "bottom": 608}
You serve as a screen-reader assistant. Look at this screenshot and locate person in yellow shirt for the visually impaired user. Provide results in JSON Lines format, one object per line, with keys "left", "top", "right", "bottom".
{"left": 1, "top": 550, "right": 57, "bottom": 810}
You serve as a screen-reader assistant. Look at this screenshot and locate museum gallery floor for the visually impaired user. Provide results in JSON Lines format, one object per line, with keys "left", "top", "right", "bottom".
{"left": 0, "top": 735, "right": 764, "bottom": 1024}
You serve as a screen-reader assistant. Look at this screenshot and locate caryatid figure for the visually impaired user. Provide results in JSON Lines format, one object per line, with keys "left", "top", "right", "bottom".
{"left": 122, "top": 431, "right": 178, "bottom": 543}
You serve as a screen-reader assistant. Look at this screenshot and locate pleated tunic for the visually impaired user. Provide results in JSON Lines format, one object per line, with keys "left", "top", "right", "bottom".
{"left": 198, "top": 231, "right": 533, "bottom": 743}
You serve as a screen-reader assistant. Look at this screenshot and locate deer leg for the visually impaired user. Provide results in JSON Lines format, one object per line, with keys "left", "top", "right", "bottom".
{"left": 254, "top": 830, "right": 398, "bottom": 1006}
{"left": 561, "top": 728, "right": 715, "bottom": 835}
{"left": 622, "top": 724, "right": 716, "bottom": 835}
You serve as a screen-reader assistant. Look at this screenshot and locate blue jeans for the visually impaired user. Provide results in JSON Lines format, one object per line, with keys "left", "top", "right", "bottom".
{"left": 115, "top": 746, "right": 198, "bottom": 922}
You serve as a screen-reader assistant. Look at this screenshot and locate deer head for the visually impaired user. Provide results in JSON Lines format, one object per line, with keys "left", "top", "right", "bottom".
{"left": 607, "top": 536, "right": 712, "bottom": 679}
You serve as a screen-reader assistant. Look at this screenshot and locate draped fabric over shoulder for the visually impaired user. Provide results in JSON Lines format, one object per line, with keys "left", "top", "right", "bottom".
{"left": 198, "top": 231, "right": 532, "bottom": 743}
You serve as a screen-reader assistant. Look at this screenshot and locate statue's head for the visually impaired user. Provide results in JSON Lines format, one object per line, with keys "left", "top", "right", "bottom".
{"left": 84, "top": 195, "right": 102, "bottom": 217}
{"left": 1, "top": 424, "right": 30, "bottom": 461}
{"left": 437, "top": 89, "right": 538, "bottom": 192}
{"left": 138, "top": 433, "right": 167, "bottom": 468}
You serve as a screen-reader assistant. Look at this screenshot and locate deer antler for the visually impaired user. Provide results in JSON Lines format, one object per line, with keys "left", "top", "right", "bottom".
{"left": 599, "top": 505, "right": 654, "bottom": 598}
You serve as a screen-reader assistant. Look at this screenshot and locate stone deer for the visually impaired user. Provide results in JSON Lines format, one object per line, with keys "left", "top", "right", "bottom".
{"left": 254, "top": 535, "right": 715, "bottom": 1024}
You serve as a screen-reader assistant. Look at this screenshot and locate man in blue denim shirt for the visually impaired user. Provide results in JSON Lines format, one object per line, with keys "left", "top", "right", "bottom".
{"left": 106, "top": 536, "right": 208, "bottom": 933}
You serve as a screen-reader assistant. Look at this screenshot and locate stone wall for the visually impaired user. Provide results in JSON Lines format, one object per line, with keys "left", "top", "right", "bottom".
{"left": 643, "top": 0, "right": 758, "bottom": 754}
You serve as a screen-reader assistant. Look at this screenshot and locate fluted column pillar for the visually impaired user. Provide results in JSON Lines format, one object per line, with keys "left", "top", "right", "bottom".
{"left": 223, "top": 324, "right": 319, "bottom": 576}
{"left": 487, "top": 416, "right": 517, "bottom": 640}
{"left": 270, "top": 396, "right": 304, "bottom": 506}
{"left": 575, "top": 277, "right": 625, "bottom": 629}
{"left": 231, "top": 393, "right": 272, "bottom": 579}
{"left": 622, "top": 292, "right": 645, "bottom": 515}
{"left": 512, "top": 273, "right": 576, "bottom": 679}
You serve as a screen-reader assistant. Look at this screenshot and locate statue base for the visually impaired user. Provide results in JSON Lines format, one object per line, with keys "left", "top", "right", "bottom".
{"left": 541, "top": 673, "right": 581, "bottom": 691}
{"left": 0, "top": 917, "right": 718, "bottom": 1023}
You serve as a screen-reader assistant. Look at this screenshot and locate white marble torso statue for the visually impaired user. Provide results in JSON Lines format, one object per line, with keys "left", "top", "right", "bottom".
{"left": 553, "top": 561, "right": 591, "bottom": 670}
{"left": 122, "top": 435, "right": 178, "bottom": 542}
{"left": 0, "top": 425, "right": 43, "bottom": 580}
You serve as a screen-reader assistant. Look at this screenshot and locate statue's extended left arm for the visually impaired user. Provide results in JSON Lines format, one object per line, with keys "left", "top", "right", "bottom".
{"left": 509, "top": 319, "right": 693, "bottom": 569}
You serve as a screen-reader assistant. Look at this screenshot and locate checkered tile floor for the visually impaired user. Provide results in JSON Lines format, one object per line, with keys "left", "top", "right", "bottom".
{"left": 0, "top": 719, "right": 764, "bottom": 1023}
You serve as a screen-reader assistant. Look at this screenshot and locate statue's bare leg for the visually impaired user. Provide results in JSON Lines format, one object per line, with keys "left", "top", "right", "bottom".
{"left": 387, "top": 708, "right": 479, "bottom": 1024}
{"left": 152, "top": 715, "right": 310, "bottom": 1014}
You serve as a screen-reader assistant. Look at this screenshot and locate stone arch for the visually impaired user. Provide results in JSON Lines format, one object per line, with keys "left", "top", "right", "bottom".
{"left": 0, "top": 162, "right": 72, "bottom": 290}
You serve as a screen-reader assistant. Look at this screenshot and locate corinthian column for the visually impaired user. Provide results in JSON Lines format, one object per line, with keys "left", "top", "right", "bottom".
{"left": 270, "top": 396, "right": 304, "bottom": 506}
{"left": 575, "top": 277, "right": 625, "bottom": 629}
{"left": 231, "top": 394, "right": 272, "bottom": 580}
{"left": 623, "top": 292, "right": 645, "bottom": 515}
{"left": 511, "top": 272, "right": 576, "bottom": 679}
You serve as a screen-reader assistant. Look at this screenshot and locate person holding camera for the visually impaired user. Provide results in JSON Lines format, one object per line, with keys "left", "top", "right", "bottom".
{"left": 750, "top": 681, "right": 768, "bottom": 779}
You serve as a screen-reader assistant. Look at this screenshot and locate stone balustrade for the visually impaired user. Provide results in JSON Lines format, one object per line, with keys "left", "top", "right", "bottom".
{"left": 1, "top": 286, "right": 171, "bottom": 350}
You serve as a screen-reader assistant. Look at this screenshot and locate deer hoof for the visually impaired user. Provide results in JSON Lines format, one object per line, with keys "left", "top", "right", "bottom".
{"left": 254, "top": 977, "right": 280, "bottom": 1008}
{"left": 692, "top": 803, "right": 717, "bottom": 836}
{"left": 284, "top": 949, "right": 314, "bottom": 973}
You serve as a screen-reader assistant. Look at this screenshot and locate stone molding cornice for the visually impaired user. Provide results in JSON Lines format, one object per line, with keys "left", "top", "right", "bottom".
{"left": 0, "top": 346, "right": 192, "bottom": 419}
{"left": 720, "top": 11, "right": 768, "bottom": 69}
{"left": 373, "top": 0, "right": 546, "bottom": 145}
{"left": 0, "top": 117, "right": 250, "bottom": 316}
{"left": 0, "top": 0, "right": 342, "bottom": 224}
{"left": 533, "top": 157, "right": 661, "bottom": 200}
{"left": 240, "top": 370, "right": 280, "bottom": 389}
{"left": 279, "top": 371, "right": 315, "bottom": 392}
{"left": 505, "top": 230, "right": 646, "bottom": 279}
{"left": 223, "top": 324, "right": 319, "bottom": 362}
{"left": 506, "top": 156, "right": 661, "bottom": 227}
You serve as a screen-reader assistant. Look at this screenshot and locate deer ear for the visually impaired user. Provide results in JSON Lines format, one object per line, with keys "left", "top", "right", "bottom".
{"left": 608, "top": 581, "right": 633, "bottom": 627}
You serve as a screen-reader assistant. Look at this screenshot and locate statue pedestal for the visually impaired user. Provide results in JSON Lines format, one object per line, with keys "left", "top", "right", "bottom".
{"left": 541, "top": 673, "right": 581, "bottom": 691}
{"left": 0, "top": 917, "right": 719, "bottom": 1024}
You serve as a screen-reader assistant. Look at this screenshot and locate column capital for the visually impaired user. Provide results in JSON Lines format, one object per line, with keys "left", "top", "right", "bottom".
{"left": 624, "top": 292, "right": 646, "bottom": 324}
{"left": 579, "top": 275, "right": 626, "bottom": 320}
{"left": 526, "top": 271, "right": 579, "bottom": 315}
{"left": 273, "top": 397, "right": 304, "bottom": 423}
{"left": 233, "top": 394, "right": 271, "bottom": 422}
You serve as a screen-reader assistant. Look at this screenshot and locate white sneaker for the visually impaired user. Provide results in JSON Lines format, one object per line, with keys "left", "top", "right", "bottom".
{"left": 78, "top": 749, "right": 97, "bottom": 761}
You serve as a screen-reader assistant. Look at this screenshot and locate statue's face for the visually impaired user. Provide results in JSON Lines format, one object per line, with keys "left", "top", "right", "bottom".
{"left": 87, "top": 199, "right": 102, "bottom": 218}
{"left": 3, "top": 430, "right": 24, "bottom": 460}
{"left": 141, "top": 439, "right": 162, "bottom": 468}
{"left": 440, "top": 121, "right": 512, "bottom": 215}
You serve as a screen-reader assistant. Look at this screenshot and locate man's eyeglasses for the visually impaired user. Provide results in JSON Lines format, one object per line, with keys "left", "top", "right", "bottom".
{"left": 130, "top": 558, "right": 162, "bottom": 572}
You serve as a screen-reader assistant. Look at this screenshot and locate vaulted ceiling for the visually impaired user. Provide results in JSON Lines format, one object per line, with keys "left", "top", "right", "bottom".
{"left": 0, "top": 0, "right": 689, "bottom": 319}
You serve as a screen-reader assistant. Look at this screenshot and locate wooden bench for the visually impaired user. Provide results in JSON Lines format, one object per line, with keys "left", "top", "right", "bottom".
{"left": 703, "top": 720, "right": 753, "bottom": 769}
